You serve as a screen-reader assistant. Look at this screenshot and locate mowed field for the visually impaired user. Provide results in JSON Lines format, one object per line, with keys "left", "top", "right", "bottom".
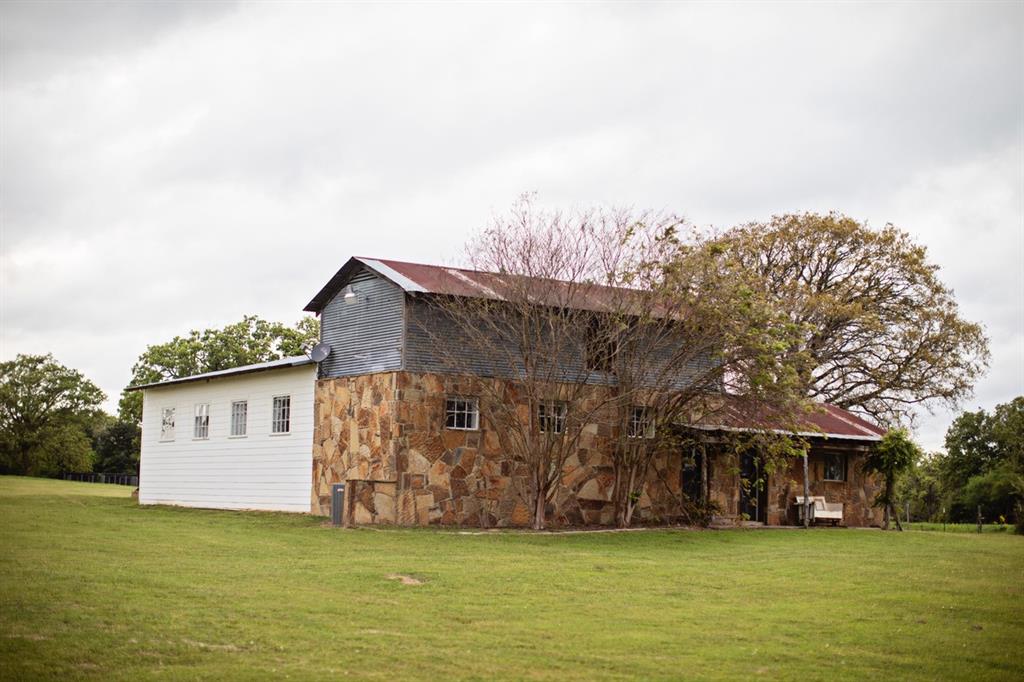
{"left": 1, "top": 477, "right": 1022, "bottom": 681}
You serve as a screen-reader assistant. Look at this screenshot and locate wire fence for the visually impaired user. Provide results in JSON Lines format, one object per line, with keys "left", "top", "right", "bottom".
{"left": 63, "top": 472, "right": 139, "bottom": 487}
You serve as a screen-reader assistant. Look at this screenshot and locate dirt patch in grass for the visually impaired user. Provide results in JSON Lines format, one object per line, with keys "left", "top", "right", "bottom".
{"left": 385, "top": 573, "right": 425, "bottom": 585}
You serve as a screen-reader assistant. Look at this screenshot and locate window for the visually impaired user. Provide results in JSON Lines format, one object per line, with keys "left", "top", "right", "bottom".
{"left": 445, "top": 397, "right": 479, "bottom": 430}
{"left": 628, "top": 406, "right": 655, "bottom": 439}
{"left": 824, "top": 453, "right": 847, "bottom": 482}
{"left": 538, "top": 400, "right": 567, "bottom": 434}
{"left": 193, "top": 403, "right": 210, "bottom": 439}
{"left": 160, "top": 407, "right": 175, "bottom": 441}
{"left": 272, "top": 395, "right": 291, "bottom": 434}
{"left": 231, "top": 400, "right": 248, "bottom": 437}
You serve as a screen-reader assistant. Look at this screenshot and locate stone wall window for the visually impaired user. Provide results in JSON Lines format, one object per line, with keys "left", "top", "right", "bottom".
{"left": 230, "top": 400, "right": 248, "bottom": 437}
{"left": 628, "top": 406, "right": 655, "bottom": 439}
{"left": 160, "top": 407, "right": 175, "bottom": 441}
{"left": 445, "top": 397, "right": 479, "bottom": 430}
{"left": 193, "top": 403, "right": 210, "bottom": 439}
{"left": 538, "top": 400, "right": 567, "bottom": 434}
{"left": 824, "top": 453, "right": 847, "bottom": 481}
{"left": 272, "top": 395, "right": 291, "bottom": 434}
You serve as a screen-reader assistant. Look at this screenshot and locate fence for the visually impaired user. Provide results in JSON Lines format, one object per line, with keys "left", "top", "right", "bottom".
{"left": 63, "top": 472, "right": 138, "bottom": 487}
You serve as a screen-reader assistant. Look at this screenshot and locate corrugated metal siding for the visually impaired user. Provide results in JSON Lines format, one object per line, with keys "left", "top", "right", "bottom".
{"left": 319, "top": 268, "right": 404, "bottom": 378}
{"left": 404, "top": 296, "right": 714, "bottom": 387}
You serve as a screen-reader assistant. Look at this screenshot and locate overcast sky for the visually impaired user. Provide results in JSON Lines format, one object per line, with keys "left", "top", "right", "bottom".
{"left": 1, "top": 1, "right": 1021, "bottom": 450}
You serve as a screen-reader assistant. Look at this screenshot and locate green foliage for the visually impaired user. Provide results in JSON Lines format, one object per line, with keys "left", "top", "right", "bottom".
{"left": 863, "top": 429, "right": 922, "bottom": 529}
{"left": 716, "top": 212, "right": 989, "bottom": 426}
{"left": 937, "top": 397, "right": 1024, "bottom": 523}
{"left": 119, "top": 315, "right": 320, "bottom": 423}
{"left": 0, "top": 354, "right": 105, "bottom": 476}
{"left": 92, "top": 419, "right": 141, "bottom": 473}
{"left": 895, "top": 455, "right": 944, "bottom": 521}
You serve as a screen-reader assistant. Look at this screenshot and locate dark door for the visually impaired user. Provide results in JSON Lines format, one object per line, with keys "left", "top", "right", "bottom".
{"left": 739, "top": 451, "right": 768, "bottom": 522}
{"left": 681, "top": 449, "right": 705, "bottom": 503}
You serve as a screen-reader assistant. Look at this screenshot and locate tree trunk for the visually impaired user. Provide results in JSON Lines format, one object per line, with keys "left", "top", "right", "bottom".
{"left": 802, "top": 452, "right": 810, "bottom": 529}
{"left": 532, "top": 488, "right": 546, "bottom": 530}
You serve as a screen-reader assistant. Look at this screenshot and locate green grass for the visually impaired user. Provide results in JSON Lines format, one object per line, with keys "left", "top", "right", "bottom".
{"left": 906, "top": 522, "right": 1017, "bottom": 534}
{"left": 1, "top": 476, "right": 1022, "bottom": 681}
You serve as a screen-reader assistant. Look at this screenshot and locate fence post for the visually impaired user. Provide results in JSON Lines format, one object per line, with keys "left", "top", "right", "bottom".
{"left": 977, "top": 505, "right": 983, "bottom": 533}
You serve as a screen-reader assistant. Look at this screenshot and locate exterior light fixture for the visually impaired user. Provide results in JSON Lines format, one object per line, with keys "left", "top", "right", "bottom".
{"left": 341, "top": 285, "right": 357, "bottom": 303}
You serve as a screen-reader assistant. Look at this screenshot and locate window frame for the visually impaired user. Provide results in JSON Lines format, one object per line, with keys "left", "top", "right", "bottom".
{"left": 445, "top": 396, "right": 480, "bottom": 431}
{"left": 193, "top": 402, "right": 210, "bottom": 440}
{"left": 230, "top": 399, "right": 248, "bottom": 438}
{"left": 823, "top": 453, "right": 847, "bottom": 482}
{"left": 271, "top": 395, "right": 292, "bottom": 435}
{"left": 628, "top": 406, "right": 655, "bottom": 439}
{"left": 160, "top": 406, "right": 176, "bottom": 442}
{"left": 538, "top": 400, "right": 567, "bottom": 434}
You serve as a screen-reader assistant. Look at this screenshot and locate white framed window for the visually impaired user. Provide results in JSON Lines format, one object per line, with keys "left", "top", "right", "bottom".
{"left": 230, "top": 400, "right": 248, "bottom": 437}
{"left": 445, "top": 397, "right": 479, "bottom": 431}
{"left": 272, "top": 395, "right": 291, "bottom": 434}
{"left": 160, "top": 407, "right": 175, "bottom": 441}
{"left": 193, "top": 403, "right": 210, "bottom": 439}
{"left": 823, "top": 453, "right": 847, "bottom": 482}
{"left": 538, "top": 400, "right": 567, "bottom": 434}
{"left": 628, "top": 406, "right": 655, "bottom": 439}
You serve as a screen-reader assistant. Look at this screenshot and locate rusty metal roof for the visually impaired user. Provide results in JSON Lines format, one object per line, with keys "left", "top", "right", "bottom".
{"left": 304, "top": 256, "right": 641, "bottom": 314}
{"left": 689, "top": 400, "right": 887, "bottom": 442}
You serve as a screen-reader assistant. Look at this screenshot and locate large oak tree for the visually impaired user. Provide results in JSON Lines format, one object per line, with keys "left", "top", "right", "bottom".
{"left": 716, "top": 213, "right": 989, "bottom": 425}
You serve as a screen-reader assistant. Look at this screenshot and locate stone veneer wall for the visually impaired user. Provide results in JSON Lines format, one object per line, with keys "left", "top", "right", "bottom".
{"left": 311, "top": 370, "right": 880, "bottom": 528}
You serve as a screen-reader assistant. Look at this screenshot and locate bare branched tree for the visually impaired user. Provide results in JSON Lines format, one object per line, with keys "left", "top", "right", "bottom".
{"left": 423, "top": 196, "right": 808, "bottom": 529}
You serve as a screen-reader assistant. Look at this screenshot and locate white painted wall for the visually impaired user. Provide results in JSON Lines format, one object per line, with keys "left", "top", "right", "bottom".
{"left": 139, "top": 365, "right": 316, "bottom": 512}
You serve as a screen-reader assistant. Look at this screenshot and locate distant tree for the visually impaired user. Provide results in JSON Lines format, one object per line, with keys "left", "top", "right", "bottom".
{"left": 119, "top": 315, "right": 320, "bottom": 423}
{"left": 863, "top": 429, "right": 922, "bottom": 530}
{"left": 716, "top": 212, "right": 990, "bottom": 426}
{"left": 940, "top": 397, "right": 1023, "bottom": 523}
{"left": 0, "top": 354, "right": 105, "bottom": 476}
{"left": 92, "top": 418, "right": 141, "bottom": 474}
{"left": 896, "top": 454, "right": 943, "bottom": 522}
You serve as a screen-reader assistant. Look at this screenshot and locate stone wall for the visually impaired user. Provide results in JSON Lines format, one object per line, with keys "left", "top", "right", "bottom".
{"left": 310, "top": 370, "right": 880, "bottom": 528}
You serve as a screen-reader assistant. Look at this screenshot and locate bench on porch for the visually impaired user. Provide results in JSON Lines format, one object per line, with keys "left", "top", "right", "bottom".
{"left": 794, "top": 496, "right": 844, "bottom": 526}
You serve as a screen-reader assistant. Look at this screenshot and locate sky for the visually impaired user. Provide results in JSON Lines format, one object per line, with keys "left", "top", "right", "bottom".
{"left": 1, "top": 1, "right": 1021, "bottom": 451}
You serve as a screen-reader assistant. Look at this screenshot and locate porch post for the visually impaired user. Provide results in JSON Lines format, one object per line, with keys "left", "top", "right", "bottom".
{"left": 802, "top": 451, "right": 810, "bottom": 529}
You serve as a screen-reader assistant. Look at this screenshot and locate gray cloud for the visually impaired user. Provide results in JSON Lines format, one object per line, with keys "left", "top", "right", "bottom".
{"left": 1, "top": 1, "right": 1021, "bottom": 450}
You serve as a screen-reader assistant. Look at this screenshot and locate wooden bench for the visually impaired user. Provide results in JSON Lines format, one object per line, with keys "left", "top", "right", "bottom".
{"left": 794, "top": 496, "right": 844, "bottom": 526}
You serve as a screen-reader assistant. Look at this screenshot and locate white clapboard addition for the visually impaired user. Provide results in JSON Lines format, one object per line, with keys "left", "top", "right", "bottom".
{"left": 138, "top": 362, "right": 316, "bottom": 512}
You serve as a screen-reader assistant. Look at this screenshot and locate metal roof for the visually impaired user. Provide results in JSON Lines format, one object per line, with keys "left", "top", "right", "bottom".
{"left": 303, "top": 256, "right": 644, "bottom": 314}
{"left": 126, "top": 356, "right": 314, "bottom": 391}
{"left": 688, "top": 400, "right": 887, "bottom": 442}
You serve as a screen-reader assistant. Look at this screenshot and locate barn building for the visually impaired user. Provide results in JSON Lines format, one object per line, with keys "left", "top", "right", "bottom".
{"left": 133, "top": 257, "right": 885, "bottom": 527}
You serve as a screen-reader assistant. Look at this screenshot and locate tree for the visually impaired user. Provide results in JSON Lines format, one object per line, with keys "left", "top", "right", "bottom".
{"left": 425, "top": 197, "right": 807, "bottom": 528}
{"left": 939, "top": 397, "right": 1023, "bottom": 523}
{"left": 0, "top": 354, "right": 105, "bottom": 476}
{"left": 589, "top": 218, "right": 808, "bottom": 527}
{"left": 863, "top": 429, "right": 921, "bottom": 530}
{"left": 716, "top": 213, "right": 990, "bottom": 426}
{"left": 92, "top": 418, "right": 141, "bottom": 474}
{"left": 119, "top": 315, "right": 319, "bottom": 423}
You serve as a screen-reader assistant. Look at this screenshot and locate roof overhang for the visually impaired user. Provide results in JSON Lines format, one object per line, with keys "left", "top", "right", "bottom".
{"left": 126, "top": 356, "right": 314, "bottom": 391}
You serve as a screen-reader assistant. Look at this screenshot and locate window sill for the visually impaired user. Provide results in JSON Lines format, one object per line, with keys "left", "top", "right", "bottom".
{"left": 192, "top": 438, "right": 209, "bottom": 442}
{"left": 270, "top": 432, "right": 292, "bottom": 437}
{"left": 228, "top": 435, "right": 247, "bottom": 439}
{"left": 445, "top": 427, "right": 479, "bottom": 432}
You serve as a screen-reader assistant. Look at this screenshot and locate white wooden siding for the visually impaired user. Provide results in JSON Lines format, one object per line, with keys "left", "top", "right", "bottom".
{"left": 139, "top": 365, "right": 316, "bottom": 512}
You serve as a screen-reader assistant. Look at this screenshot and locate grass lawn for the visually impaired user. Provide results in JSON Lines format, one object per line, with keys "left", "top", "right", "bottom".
{"left": 1, "top": 476, "right": 1022, "bottom": 681}
{"left": 905, "top": 522, "right": 1018, "bottom": 534}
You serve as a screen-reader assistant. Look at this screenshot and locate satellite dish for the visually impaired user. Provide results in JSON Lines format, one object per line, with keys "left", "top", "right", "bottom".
{"left": 310, "top": 342, "right": 332, "bottom": 363}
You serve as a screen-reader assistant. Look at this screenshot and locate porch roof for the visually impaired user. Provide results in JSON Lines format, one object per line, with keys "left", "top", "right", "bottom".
{"left": 687, "top": 400, "right": 887, "bottom": 442}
